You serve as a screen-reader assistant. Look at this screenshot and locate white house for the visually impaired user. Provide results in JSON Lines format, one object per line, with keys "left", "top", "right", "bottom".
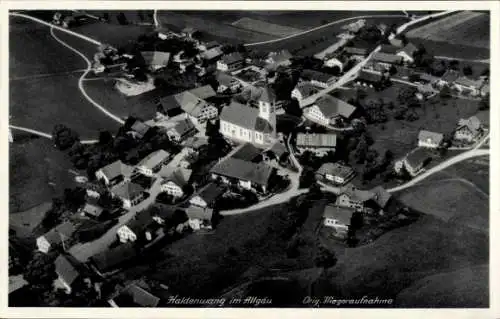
{"left": 291, "top": 83, "right": 319, "bottom": 102}
{"left": 322, "top": 205, "right": 354, "bottom": 239}
{"left": 36, "top": 221, "right": 77, "bottom": 254}
{"left": 216, "top": 52, "right": 244, "bottom": 72}
{"left": 160, "top": 167, "right": 193, "bottom": 198}
{"left": 112, "top": 182, "right": 145, "bottom": 209}
{"left": 335, "top": 186, "right": 376, "bottom": 212}
{"left": 189, "top": 183, "right": 225, "bottom": 209}
{"left": 136, "top": 149, "right": 171, "bottom": 177}
{"left": 116, "top": 210, "right": 154, "bottom": 243}
{"left": 304, "top": 95, "right": 356, "bottom": 127}
{"left": 396, "top": 43, "right": 418, "bottom": 63}
{"left": 316, "top": 162, "right": 355, "bottom": 185}
{"left": 324, "top": 57, "right": 343, "bottom": 70}
{"left": 454, "top": 116, "right": 483, "bottom": 142}
{"left": 417, "top": 130, "right": 444, "bottom": 148}
{"left": 219, "top": 86, "right": 277, "bottom": 147}
{"left": 95, "top": 160, "right": 134, "bottom": 187}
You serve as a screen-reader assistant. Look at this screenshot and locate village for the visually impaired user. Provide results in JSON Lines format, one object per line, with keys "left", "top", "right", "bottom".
{"left": 9, "top": 10, "right": 490, "bottom": 307}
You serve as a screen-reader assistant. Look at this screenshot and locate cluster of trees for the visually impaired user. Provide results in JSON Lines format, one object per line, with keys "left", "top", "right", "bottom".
{"left": 52, "top": 124, "right": 80, "bottom": 150}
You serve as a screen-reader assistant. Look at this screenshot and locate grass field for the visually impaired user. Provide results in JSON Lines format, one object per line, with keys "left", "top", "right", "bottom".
{"left": 9, "top": 16, "right": 121, "bottom": 138}
{"left": 318, "top": 214, "right": 488, "bottom": 305}
{"left": 232, "top": 17, "right": 303, "bottom": 37}
{"left": 9, "top": 137, "right": 78, "bottom": 213}
{"left": 406, "top": 11, "right": 490, "bottom": 60}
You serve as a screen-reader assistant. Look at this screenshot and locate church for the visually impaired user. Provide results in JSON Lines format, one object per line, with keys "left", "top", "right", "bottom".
{"left": 219, "top": 86, "right": 277, "bottom": 147}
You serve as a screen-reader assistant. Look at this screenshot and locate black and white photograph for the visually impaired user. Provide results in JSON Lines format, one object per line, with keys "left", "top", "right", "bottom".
{"left": 4, "top": 1, "right": 497, "bottom": 314}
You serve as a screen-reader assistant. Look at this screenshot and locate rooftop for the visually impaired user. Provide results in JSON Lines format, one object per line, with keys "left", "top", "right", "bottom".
{"left": 405, "top": 147, "right": 432, "bottom": 169}
{"left": 91, "top": 243, "right": 137, "bottom": 273}
{"left": 317, "top": 162, "right": 355, "bottom": 179}
{"left": 98, "top": 160, "right": 134, "bottom": 181}
{"left": 113, "top": 283, "right": 161, "bottom": 307}
{"left": 220, "top": 101, "right": 272, "bottom": 133}
{"left": 41, "top": 221, "right": 79, "bottom": 246}
{"left": 221, "top": 52, "right": 244, "bottom": 65}
{"left": 313, "top": 95, "right": 356, "bottom": 119}
{"left": 55, "top": 255, "right": 80, "bottom": 287}
{"left": 322, "top": 205, "right": 354, "bottom": 225}
{"left": 137, "top": 149, "right": 171, "bottom": 170}
{"left": 418, "top": 130, "right": 444, "bottom": 145}
{"left": 194, "top": 183, "right": 226, "bottom": 204}
{"left": 210, "top": 157, "right": 274, "bottom": 186}
{"left": 112, "top": 182, "right": 145, "bottom": 200}
{"left": 301, "top": 69, "right": 335, "bottom": 83}
{"left": 231, "top": 143, "right": 262, "bottom": 162}
{"left": 296, "top": 133, "right": 337, "bottom": 148}
{"left": 140, "top": 51, "right": 171, "bottom": 67}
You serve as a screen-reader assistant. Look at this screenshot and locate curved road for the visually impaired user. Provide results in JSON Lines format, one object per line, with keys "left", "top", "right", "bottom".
{"left": 243, "top": 14, "right": 407, "bottom": 47}
{"left": 10, "top": 125, "right": 98, "bottom": 144}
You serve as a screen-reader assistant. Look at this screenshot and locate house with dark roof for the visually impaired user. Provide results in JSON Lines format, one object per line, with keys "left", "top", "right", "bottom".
{"left": 90, "top": 243, "right": 137, "bottom": 276}
{"left": 136, "top": 149, "right": 171, "bottom": 177}
{"left": 140, "top": 51, "right": 171, "bottom": 71}
{"left": 396, "top": 147, "right": 432, "bottom": 177}
{"left": 316, "top": 162, "right": 355, "bottom": 185}
{"left": 418, "top": 130, "right": 444, "bottom": 148}
{"left": 322, "top": 204, "right": 354, "bottom": 239}
{"left": 230, "top": 143, "right": 262, "bottom": 162}
{"left": 80, "top": 202, "right": 106, "bottom": 220}
{"left": 396, "top": 43, "right": 418, "bottom": 63}
{"left": 210, "top": 157, "right": 275, "bottom": 193}
{"left": 296, "top": 133, "right": 337, "bottom": 157}
{"left": 160, "top": 167, "right": 192, "bottom": 198}
{"left": 355, "top": 70, "right": 383, "bottom": 87}
{"left": 117, "top": 209, "right": 158, "bottom": 243}
{"left": 263, "top": 141, "right": 289, "bottom": 163}
{"left": 335, "top": 185, "right": 376, "bottom": 212}
{"left": 54, "top": 255, "right": 80, "bottom": 294}
{"left": 215, "top": 70, "right": 242, "bottom": 93}
{"left": 370, "top": 51, "right": 403, "bottom": 69}
{"left": 304, "top": 95, "right": 356, "bottom": 127}
{"left": 437, "top": 70, "right": 460, "bottom": 87}
{"left": 109, "top": 283, "right": 161, "bottom": 307}
{"left": 111, "top": 182, "right": 145, "bottom": 209}
{"left": 189, "top": 183, "right": 226, "bottom": 208}
{"left": 217, "top": 52, "right": 245, "bottom": 72}
{"left": 95, "top": 160, "right": 134, "bottom": 187}
{"left": 198, "top": 40, "right": 221, "bottom": 52}
{"left": 454, "top": 116, "right": 484, "bottom": 142}
{"left": 291, "top": 83, "right": 320, "bottom": 101}
{"left": 265, "top": 50, "right": 293, "bottom": 67}
{"left": 36, "top": 221, "right": 78, "bottom": 254}
{"left": 185, "top": 205, "right": 214, "bottom": 230}
{"left": 183, "top": 136, "right": 208, "bottom": 155}
{"left": 344, "top": 46, "right": 368, "bottom": 59}
{"left": 200, "top": 46, "right": 224, "bottom": 61}
{"left": 130, "top": 120, "right": 152, "bottom": 139}
{"left": 369, "top": 186, "right": 393, "bottom": 211}
{"left": 300, "top": 69, "right": 337, "bottom": 88}
{"left": 167, "top": 118, "right": 197, "bottom": 142}
{"left": 181, "top": 27, "right": 199, "bottom": 39}
{"left": 219, "top": 86, "right": 277, "bottom": 147}
{"left": 171, "top": 86, "right": 218, "bottom": 125}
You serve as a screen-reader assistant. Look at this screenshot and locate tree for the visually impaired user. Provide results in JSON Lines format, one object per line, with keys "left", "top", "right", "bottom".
{"left": 24, "top": 252, "right": 58, "bottom": 290}
{"left": 353, "top": 136, "right": 368, "bottom": 164}
{"left": 116, "top": 12, "right": 128, "bottom": 25}
{"left": 63, "top": 187, "right": 87, "bottom": 211}
{"left": 439, "top": 85, "right": 452, "bottom": 99}
{"left": 52, "top": 124, "right": 79, "bottom": 150}
{"left": 365, "top": 149, "right": 379, "bottom": 164}
{"left": 98, "top": 131, "right": 113, "bottom": 145}
{"left": 314, "top": 245, "right": 337, "bottom": 268}
{"left": 389, "top": 65, "right": 397, "bottom": 76}
{"left": 462, "top": 65, "right": 473, "bottom": 77}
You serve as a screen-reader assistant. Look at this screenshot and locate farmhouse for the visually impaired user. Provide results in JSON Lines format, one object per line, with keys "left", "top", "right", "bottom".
{"left": 54, "top": 255, "right": 80, "bottom": 294}
{"left": 117, "top": 210, "right": 156, "bottom": 243}
{"left": 230, "top": 142, "right": 262, "bottom": 162}
{"left": 291, "top": 83, "right": 319, "bottom": 101}
{"left": 136, "top": 149, "right": 171, "bottom": 177}
{"left": 296, "top": 133, "right": 337, "bottom": 157}
{"left": 452, "top": 77, "right": 483, "bottom": 96}
{"left": 90, "top": 243, "right": 137, "bottom": 275}
{"left": 437, "top": 70, "right": 460, "bottom": 87}
{"left": 167, "top": 118, "right": 197, "bottom": 142}
{"left": 172, "top": 86, "right": 218, "bottom": 125}
{"left": 454, "top": 116, "right": 483, "bottom": 142}
{"left": 344, "top": 46, "right": 368, "bottom": 60}
{"left": 316, "top": 162, "right": 355, "bottom": 185}
{"left": 80, "top": 202, "right": 105, "bottom": 219}
{"left": 371, "top": 52, "right": 403, "bottom": 69}
{"left": 355, "top": 70, "right": 383, "bottom": 87}
{"left": 159, "top": 167, "right": 193, "bottom": 198}
{"left": 265, "top": 50, "right": 293, "bottom": 67}
{"left": 109, "top": 283, "right": 161, "bottom": 308}
{"left": 396, "top": 43, "right": 418, "bottom": 63}
{"left": 418, "top": 130, "right": 444, "bottom": 148}
{"left": 140, "top": 51, "right": 171, "bottom": 71}
{"left": 36, "top": 221, "right": 78, "bottom": 254}
{"left": 217, "top": 52, "right": 245, "bottom": 72}
{"left": 185, "top": 205, "right": 214, "bottom": 231}
{"left": 95, "top": 160, "right": 134, "bottom": 187}
{"left": 300, "top": 69, "right": 337, "bottom": 88}
{"left": 219, "top": 87, "right": 277, "bottom": 147}
{"left": 189, "top": 183, "right": 225, "bottom": 209}
{"left": 215, "top": 71, "right": 242, "bottom": 93}
{"left": 335, "top": 185, "right": 376, "bottom": 212}
{"left": 183, "top": 136, "right": 209, "bottom": 155}
{"left": 130, "top": 120, "right": 152, "bottom": 139}
{"left": 112, "top": 182, "right": 145, "bottom": 209}
{"left": 395, "top": 147, "right": 432, "bottom": 177}
{"left": 322, "top": 204, "right": 354, "bottom": 239}
{"left": 210, "top": 157, "right": 275, "bottom": 193}
{"left": 304, "top": 95, "right": 356, "bottom": 126}
{"left": 369, "top": 186, "right": 393, "bottom": 211}
{"left": 198, "top": 41, "right": 221, "bottom": 52}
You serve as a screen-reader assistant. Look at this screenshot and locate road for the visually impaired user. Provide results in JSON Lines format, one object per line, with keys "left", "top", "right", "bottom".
{"left": 10, "top": 125, "right": 98, "bottom": 144}
{"left": 243, "top": 14, "right": 407, "bottom": 47}
{"left": 434, "top": 56, "right": 490, "bottom": 64}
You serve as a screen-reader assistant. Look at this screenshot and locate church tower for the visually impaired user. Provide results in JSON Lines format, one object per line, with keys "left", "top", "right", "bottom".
{"left": 258, "top": 86, "right": 277, "bottom": 138}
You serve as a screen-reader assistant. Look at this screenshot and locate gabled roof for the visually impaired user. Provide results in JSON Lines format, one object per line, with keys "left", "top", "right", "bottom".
{"left": 454, "top": 76, "right": 483, "bottom": 88}
{"left": 231, "top": 143, "right": 262, "bottom": 162}
{"left": 201, "top": 47, "right": 224, "bottom": 60}
{"left": 440, "top": 70, "right": 460, "bottom": 83}
{"left": 9, "top": 275, "right": 28, "bottom": 294}
{"left": 293, "top": 83, "right": 319, "bottom": 98}
{"left": 372, "top": 52, "right": 403, "bottom": 64}
{"left": 220, "top": 52, "right": 244, "bottom": 65}
{"left": 297, "top": 133, "right": 337, "bottom": 148}
{"left": 301, "top": 69, "right": 335, "bottom": 83}
{"left": 81, "top": 203, "right": 104, "bottom": 218}
{"left": 313, "top": 95, "right": 356, "bottom": 119}
{"left": 114, "top": 284, "right": 161, "bottom": 307}
{"left": 210, "top": 158, "right": 274, "bottom": 186}
{"left": 131, "top": 120, "right": 151, "bottom": 137}
{"left": 171, "top": 118, "right": 197, "bottom": 137}
{"left": 344, "top": 47, "right": 368, "bottom": 55}
{"left": 379, "top": 44, "right": 400, "bottom": 54}
{"left": 317, "top": 162, "right": 354, "bottom": 179}
{"left": 141, "top": 51, "right": 170, "bottom": 67}
{"left": 194, "top": 183, "right": 225, "bottom": 204}
{"left": 183, "top": 136, "right": 208, "bottom": 150}
{"left": 185, "top": 205, "right": 214, "bottom": 221}
{"left": 220, "top": 100, "right": 272, "bottom": 133}
{"left": 137, "top": 149, "right": 171, "bottom": 170}
{"left": 418, "top": 130, "right": 444, "bottom": 145}
{"left": 474, "top": 110, "right": 489, "bottom": 127}
{"left": 389, "top": 37, "right": 404, "bottom": 47}
{"left": 125, "top": 209, "right": 154, "bottom": 234}
{"left": 41, "top": 221, "right": 78, "bottom": 246}
{"left": 205, "top": 41, "right": 220, "bottom": 50}
{"left": 398, "top": 42, "right": 418, "bottom": 57}
{"left": 174, "top": 91, "right": 207, "bottom": 115}
{"left": 215, "top": 71, "right": 238, "bottom": 87}
{"left": 98, "top": 160, "right": 134, "bottom": 181}
{"left": 112, "top": 182, "right": 145, "bottom": 200}
{"left": 55, "top": 255, "right": 80, "bottom": 286}
{"left": 339, "top": 185, "right": 376, "bottom": 203}
{"left": 163, "top": 167, "right": 192, "bottom": 187}
{"left": 356, "top": 70, "right": 382, "bottom": 83}
{"left": 369, "top": 186, "right": 392, "bottom": 209}
{"left": 189, "top": 85, "right": 217, "bottom": 100}
{"left": 91, "top": 243, "right": 137, "bottom": 272}
{"left": 322, "top": 205, "right": 354, "bottom": 225}
{"left": 457, "top": 116, "right": 481, "bottom": 133}
{"left": 265, "top": 141, "right": 289, "bottom": 158}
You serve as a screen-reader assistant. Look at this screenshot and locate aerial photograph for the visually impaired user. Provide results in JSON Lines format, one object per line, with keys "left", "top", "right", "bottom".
{"left": 8, "top": 8, "right": 490, "bottom": 308}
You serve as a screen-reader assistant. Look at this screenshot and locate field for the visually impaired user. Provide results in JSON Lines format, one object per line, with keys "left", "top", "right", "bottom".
{"left": 9, "top": 136, "right": 78, "bottom": 213}
{"left": 232, "top": 17, "right": 303, "bottom": 37}
{"left": 406, "top": 11, "right": 490, "bottom": 59}
{"left": 319, "top": 214, "right": 488, "bottom": 306}
{"left": 9, "top": 17, "right": 121, "bottom": 138}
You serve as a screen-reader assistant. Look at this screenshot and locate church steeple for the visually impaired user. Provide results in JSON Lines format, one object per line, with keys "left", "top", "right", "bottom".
{"left": 258, "top": 86, "right": 277, "bottom": 138}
